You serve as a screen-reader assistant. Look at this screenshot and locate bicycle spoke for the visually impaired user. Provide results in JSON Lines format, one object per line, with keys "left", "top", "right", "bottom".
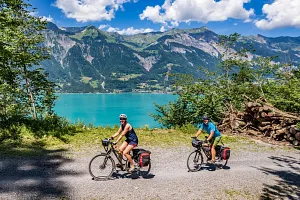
{"left": 89, "top": 154, "right": 114, "bottom": 180}
{"left": 187, "top": 151, "right": 203, "bottom": 172}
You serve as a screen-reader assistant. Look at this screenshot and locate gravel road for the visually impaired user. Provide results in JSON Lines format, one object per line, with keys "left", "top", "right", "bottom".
{"left": 0, "top": 141, "right": 299, "bottom": 200}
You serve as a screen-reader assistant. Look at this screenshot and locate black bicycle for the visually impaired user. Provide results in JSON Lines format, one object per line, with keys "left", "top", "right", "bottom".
{"left": 187, "top": 137, "right": 230, "bottom": 172}
{"left": 89, "top": 138, "right": 151, "bottom": 180}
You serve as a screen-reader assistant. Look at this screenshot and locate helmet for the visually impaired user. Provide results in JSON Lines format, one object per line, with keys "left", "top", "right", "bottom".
{"left": 202, "top": 115, "right": 209, "bottom": 120}
{"left": 119, "top": 114, "right": 127, "bottom": 119}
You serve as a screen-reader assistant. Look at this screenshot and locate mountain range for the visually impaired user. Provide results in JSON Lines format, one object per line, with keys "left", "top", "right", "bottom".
{"left": 42, "top": 22, "right": 300, "bottom": 93}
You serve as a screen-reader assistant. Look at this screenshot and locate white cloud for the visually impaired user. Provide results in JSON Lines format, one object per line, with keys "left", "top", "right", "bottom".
{"left": 55, "top": 0, "right": 135, "bottom": 22}
{"left": 29, "top": 11, "right": 38, "bottom": 17}
{"left": 255, "top": 0, "right": 300, "bottom": 30}
{"left": 140, "top": 0, "right": 254, "bottom": 26}
{"left": 106, "top": 26, "right": 154, "bottom": 35}
{"left": 98, "top": 24, "right": 109, "bottom": 29}
{"left": 41, "top": 15, "right": 55, "bottom": 23}
{"left": 160, "top": 26, "right": 166, "bottom": 32}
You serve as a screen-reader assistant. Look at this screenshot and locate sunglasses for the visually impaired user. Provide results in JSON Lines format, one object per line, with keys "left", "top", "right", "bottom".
{"left": 120, "top": 118, "right": 126, "bottom": 120}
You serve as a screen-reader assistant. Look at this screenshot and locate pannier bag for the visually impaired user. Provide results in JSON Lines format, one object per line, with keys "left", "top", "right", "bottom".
{"left": 221, "top": 147, "right": 231, "bottom": 160}
{"left": 139, "top": 151, "right": 151, "bottom": 167}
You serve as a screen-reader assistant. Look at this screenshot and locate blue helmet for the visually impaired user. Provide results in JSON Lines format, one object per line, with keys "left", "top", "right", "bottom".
{"left": 202, "top": 115, "right": 209, "bottom": 120}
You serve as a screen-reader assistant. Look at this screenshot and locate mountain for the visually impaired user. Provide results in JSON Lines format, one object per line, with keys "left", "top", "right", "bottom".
{"left": 42, "top": 22, "right": 300, "bottom": 93}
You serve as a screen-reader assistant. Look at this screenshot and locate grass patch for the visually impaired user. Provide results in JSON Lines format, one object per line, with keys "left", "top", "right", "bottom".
{"left": 89, "top": 80, "right": 99, "bottom": 88}
{"left": 117, "top": 74, "right": 142, "bottom": 81}
{"left": 223, "top": 188, "right": 257, "bottom": 199}
{"left": 80, "top": 76, "right": 92, "bottom": 84}
{"left": 1, "top": 122, "right": 296, "bottom": 156}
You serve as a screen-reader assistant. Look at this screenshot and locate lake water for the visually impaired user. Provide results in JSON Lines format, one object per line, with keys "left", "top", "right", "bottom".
{"left": 54, "top": 93, "right": 177, "bottom": 128}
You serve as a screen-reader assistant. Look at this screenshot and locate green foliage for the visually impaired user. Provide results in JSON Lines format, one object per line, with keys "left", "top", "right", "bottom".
{"left": 0, "top": 114, "right": 83, "bottom": 150}
{"left": 151, "top": 33, "right": 300, "bottom": 128}
{"left": 0, "top": 1, "right": 71, "bottom": 146}
{"left": 0, "top": 0, "right": 56, "bottom": 119}
{"left": 266, "top": 69, "right": 300, "bottom": 113}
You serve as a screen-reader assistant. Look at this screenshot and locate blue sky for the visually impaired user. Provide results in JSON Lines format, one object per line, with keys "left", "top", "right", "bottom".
{"left": 28, "top": 0, "right": 300, "bottom": 37}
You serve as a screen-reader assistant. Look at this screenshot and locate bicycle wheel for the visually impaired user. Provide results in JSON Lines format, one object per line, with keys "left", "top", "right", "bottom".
{"left": 139, "top": 161, "right": 151, "bottom": 177}
{"left": 89, "top": 154, "right": 115, "bottom": 180}
{"left": 215, "top": 153, "right": 228, "bottom": 169}
{"left": 187, "top": 150, "right": 203, "bottom": 172}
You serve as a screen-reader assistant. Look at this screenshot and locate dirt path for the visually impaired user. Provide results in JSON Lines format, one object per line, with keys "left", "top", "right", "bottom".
{"left": 0, "top": 142, "right": 299, "bottom": 200}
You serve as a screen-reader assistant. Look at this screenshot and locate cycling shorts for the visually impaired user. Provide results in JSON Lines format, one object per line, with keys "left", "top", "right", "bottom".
{"left": 125, "top": 139, "right": 138, "bottom": 147}
{"left": 209, "top": 136, "right": 222, "bottom": 146}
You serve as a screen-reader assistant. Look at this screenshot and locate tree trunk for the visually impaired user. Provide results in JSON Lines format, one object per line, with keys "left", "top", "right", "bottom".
{"left": 23, "top": 65, "right": 37, "bottom": 119}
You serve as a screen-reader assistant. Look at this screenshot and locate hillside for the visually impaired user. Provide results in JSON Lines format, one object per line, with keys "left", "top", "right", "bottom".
{"left": 42, "top": 22, "right": 300, "bottom": 93}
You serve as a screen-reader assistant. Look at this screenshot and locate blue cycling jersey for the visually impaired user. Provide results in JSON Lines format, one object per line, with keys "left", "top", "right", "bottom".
{"left": 199, "top": 122, "right": 221, "bottom": 137}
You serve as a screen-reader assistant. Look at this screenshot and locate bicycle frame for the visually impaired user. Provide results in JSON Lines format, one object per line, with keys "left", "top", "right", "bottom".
{"left": 104, "top": 143, "right": 126, "bottom": 170}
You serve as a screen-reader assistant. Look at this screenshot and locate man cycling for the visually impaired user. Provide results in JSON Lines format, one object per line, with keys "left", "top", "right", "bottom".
{"left": 111, "top": 114, "right": 138, "bottom": 173}
{"left": 195, "top": 115, "right": 222, "bottom": 164}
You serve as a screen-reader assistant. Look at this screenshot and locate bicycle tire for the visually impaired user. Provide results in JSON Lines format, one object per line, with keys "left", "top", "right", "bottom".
{"left": 89, "top": 154, "right": 115, "bottom": 180}
{"left": 139, "top": 161, "right": 151, "bottom": 177}
{"left": 215, "top": 153, "right": 228, "bottom": 169}
{"left": 187, "top": 150, "right": 203, "bottom": 172}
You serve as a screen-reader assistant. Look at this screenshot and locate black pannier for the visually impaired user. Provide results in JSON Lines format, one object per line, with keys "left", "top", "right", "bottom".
{"left": 192, "top": 139, "right": 202, "bottom": 148}
{"left": 132, "top": 149, "right": 151, "bottom": 167}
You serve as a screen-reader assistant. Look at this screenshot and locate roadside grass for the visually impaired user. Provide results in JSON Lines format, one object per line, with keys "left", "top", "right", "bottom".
{"left": 0, "top": 125, "right": 295, "bottom": 156}
{"left": 222, "top": 188, "right": 259, "bottom": 199}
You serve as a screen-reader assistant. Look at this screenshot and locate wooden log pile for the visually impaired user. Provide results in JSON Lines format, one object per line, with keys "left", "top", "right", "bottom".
{"left": 218, "top": 101, "right": 300, "bottom": 146}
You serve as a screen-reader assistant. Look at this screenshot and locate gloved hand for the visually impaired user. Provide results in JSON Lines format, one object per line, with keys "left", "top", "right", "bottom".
{"left": 112, "top": 142, "right": 117, "bottom": 145}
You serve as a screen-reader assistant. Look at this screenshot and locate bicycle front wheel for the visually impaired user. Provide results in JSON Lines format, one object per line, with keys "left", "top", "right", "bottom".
{"left": 187, "top": 150, "right": 203, "bottom": 172}
{"left": 89, "top": 154, "right": 115, "bottom": 180}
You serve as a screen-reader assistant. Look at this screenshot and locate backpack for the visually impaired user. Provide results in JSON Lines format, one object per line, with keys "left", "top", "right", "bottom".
{"left": 221, "top": 147, "right": 230, "bottom": 160}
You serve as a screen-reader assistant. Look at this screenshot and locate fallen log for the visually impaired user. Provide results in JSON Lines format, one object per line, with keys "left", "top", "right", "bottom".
{"left": 295, "top": 132, "right": 300, "bottom": 141}
{"left": 293, "top": 140, "right": 299, "bottom": 146}
{"left": 258, "top": 125, "right": 271, "bottom": 131}
{"left": 275, "top": 128, "right": 289, "bottom": 135}
{"left": 290, "top": 127, "right": 297, "bottom": 135}
{"left": 247, "top": 129, "right": 261, "bottom": 136}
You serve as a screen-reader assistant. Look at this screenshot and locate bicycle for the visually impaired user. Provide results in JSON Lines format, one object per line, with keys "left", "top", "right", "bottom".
{"left": 89, "top": 138, "right": 151, "bottom": 180}
{"left": 187, "top": 137, "right": 230, "bottom": 172}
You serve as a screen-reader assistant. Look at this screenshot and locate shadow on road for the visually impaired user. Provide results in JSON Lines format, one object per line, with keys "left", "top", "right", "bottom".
{"left": 0, "top": 148, "right": 82, "bottom": 199}
{"left": 198, "top": 162, "right": 231, "bottom": 171}
{"left": 259, "top": 154, "right": 300, "bottom": 200}
{"left": 111, "top": 171, "right": 155, "bottom": 180}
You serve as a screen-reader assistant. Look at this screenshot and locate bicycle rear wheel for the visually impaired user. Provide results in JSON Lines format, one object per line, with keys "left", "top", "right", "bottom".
{"left": 89, "top": 154, "right": 115, "bottom": 180}
{"left": 187, "top": 150, "right": 203, "bottom": 172}
{"left": 139, "top": 161, "right": 151, "bottom": 177}
{"left": 215, "top": 153, "right": 228, "bottom": 169}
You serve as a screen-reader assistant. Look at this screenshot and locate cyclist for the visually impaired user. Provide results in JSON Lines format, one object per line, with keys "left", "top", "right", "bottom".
{"left": 195, "top": 115, "right": 222, "bottom": 164}
{"left": 111, "top": 114, "right": 138, "bottom": 173}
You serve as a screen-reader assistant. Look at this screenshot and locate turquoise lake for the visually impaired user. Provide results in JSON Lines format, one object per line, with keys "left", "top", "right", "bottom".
{"left": 54, "top": 93, "right": 177, "bottom": 128}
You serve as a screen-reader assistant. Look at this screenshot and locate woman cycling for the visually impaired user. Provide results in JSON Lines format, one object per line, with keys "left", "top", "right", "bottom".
{"left": 111, "top": 114, "right": 138, "bottom": 173}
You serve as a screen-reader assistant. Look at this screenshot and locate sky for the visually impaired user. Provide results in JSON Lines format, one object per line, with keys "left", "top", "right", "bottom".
{"left": 28, "top": 0, "right": 300, "bottom": 37}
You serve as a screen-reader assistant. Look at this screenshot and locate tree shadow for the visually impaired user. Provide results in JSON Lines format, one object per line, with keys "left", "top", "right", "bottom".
{"left": 0, "top": 148, "right": 82, "bottom": 199}
{"left": 259, "top": 154, "right": 300, "bottom": 200}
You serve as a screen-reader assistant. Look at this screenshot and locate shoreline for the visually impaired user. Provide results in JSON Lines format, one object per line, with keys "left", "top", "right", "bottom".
{"left": 55, "top": 92, "right": 176, "bottom": 95}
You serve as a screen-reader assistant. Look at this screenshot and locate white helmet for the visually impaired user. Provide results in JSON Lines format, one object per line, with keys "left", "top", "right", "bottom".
{"left": 119, "top": 114, "right": 127, "bottom": 119}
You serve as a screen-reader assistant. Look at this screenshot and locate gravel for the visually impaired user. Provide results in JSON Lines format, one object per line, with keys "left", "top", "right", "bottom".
{"left": 0, "top": 142, "right": 299, "bottom": 200}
